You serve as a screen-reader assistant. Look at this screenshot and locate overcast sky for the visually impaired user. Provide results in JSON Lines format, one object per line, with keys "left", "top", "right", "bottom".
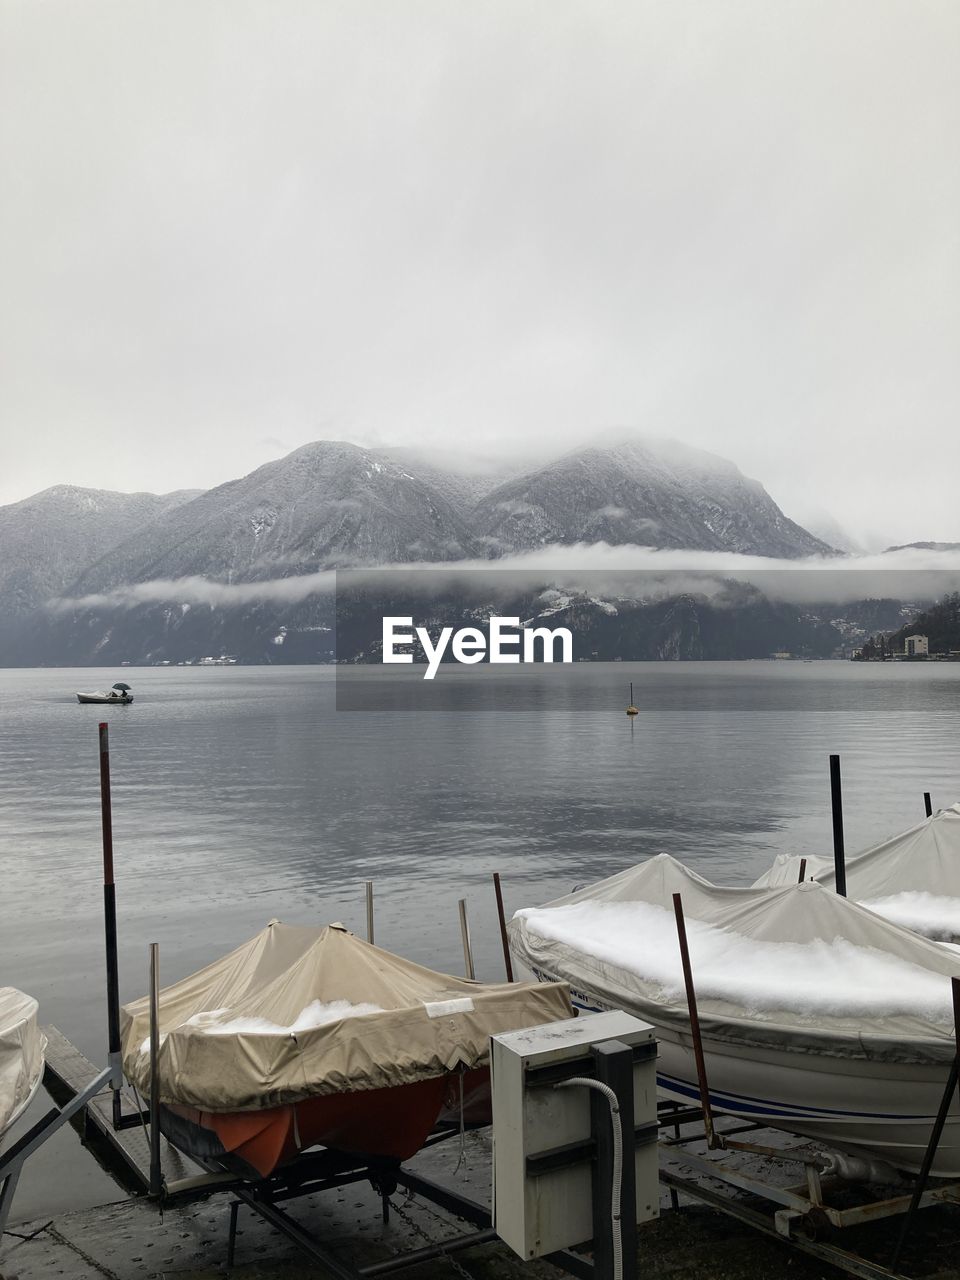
{"left": 1, "top": 1, "right": 957, "bottom": 548}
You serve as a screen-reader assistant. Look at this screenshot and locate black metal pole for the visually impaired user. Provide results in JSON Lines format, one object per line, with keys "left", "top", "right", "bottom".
{"left": 797, "top": 857, "right": 807, "bottom": 885}
{"left": 492, "top": 873, "right": 514, "bottom": 982}
{"left": 829, "top": 754, "right": 847, "bottom": 897}
{"left": 99, "top": 722, "right": 123, "bottom": 1129}
{"left": 924, "top": 792, "right": 933, "bottom": 818}
{"left": 149, "top": 942, "right": 162, "bottom": 1198}
{"left": 591, "top": 1041, "right": 637, "bottom": 1280}
{"left": 672, "top": 893, "right": 716, "bottom": 1147}
{"left": 890, "top": 976, "right": 960, "bottom": 1271}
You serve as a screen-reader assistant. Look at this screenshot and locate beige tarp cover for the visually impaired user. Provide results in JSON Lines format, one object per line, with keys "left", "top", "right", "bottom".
{"left": 0, "top": 988, "right": 45, "bottom": 1138}
{"left": 121, "top": 922, "right": 571, "bottom": 1111}
{"left": 509, "top": 854, "right": 960, "bottom": 1064}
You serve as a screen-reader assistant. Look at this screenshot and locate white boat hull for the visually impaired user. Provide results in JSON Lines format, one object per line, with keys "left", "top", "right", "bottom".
{"left": 529, "top": 965, "right": 960, "bottom": 1176}
{"left": 76, "top": 693, "right": 133, "bottom": 704}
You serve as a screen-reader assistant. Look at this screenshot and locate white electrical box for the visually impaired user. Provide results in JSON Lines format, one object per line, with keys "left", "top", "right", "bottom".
{"left": 491, "top": 1010, "right": 659, "bottom": 1260}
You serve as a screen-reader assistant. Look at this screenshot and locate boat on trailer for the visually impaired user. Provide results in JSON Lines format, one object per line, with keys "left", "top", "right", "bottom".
{"left": 0, "top": 988, "right": 46, "bottom": 1142}
{"left": 121, "top": 920, "right": 571, "bottom": 1178}
{"left": 509, "top": 854, "right": 960, "bottom": 1176}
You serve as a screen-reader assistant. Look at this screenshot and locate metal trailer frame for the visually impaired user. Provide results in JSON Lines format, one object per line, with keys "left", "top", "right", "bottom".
{"left": 194, "top": 1042, "right": 649, "bottom": 1280}
{"left": 663, "top": 887, "right": 960, "bottom": 1280}
{"left": 658, "top": 1103, "right": 960, "bottom": 1280}
{"left": 0, "top": 1065, "right": 115, "bottom": 1239}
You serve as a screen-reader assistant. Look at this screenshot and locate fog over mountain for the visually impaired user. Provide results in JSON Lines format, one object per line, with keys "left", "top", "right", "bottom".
{"left": 10, "top": 438, "right": 831, "bottom": 609}
{"left": 2, "top": 434, "right": 957, "bottom": 666}
{"left": 2, "top": 3, "right": 957, "bottom": 549}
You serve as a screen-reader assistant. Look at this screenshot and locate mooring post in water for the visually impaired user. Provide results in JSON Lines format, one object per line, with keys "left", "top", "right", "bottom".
{"left": 672, "top": 892, "right": 716, "bottom": 1148}
{"left": 99, "top": 722, "right": 123, "bottom": 1129}
{"left": 149, "top": 942, "right": 162, "bottom": 1199}
{"left": 924, "top": 792, "right": 933, "bottom": 818}
{"left": 459, "top": 898, "right": 476, "bottom": 980}
{"left": 797, "top": 857, "right": 807, "bottom": 884}
{"left": 891, "top": 975, "right": 960, "bottom": 1270}
{"left": 829, "top": 753, "right": 847, "bottom": 897}
{"left": 492, "top": 872, "right": 514, "bottom": 981}
{"left": 365, "top": 881, "right": 375, "bottom": 945}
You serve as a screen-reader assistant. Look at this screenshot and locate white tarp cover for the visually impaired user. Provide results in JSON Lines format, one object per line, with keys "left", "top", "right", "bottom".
{"left": 813, "top": 804, "right": 960, "bottom": 939}
{"left": 509, "top": 855, "right": 960, "bottom": 1065}
{"left": 0, "top": 988, "right": 46, "bottom": 1138}
{"left": 751, "top": 853, "right": 833, "bottom": 888}
{"left": 121, "top": 921, "right": 571, "bottom": 1111}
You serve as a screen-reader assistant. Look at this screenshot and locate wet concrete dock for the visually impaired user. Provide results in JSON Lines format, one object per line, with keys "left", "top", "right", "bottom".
{"left": 5, "top": 1123, "right": 960, "bottom": 1280}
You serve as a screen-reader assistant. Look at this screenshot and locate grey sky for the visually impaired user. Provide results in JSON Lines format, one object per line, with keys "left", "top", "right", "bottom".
{"left": 1, "top": 1, "right": 957, "bottom": 548}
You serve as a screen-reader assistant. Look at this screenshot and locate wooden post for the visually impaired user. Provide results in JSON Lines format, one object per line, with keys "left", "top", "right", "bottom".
{"left": 672, "top": 893, "right": 716, "bottom": 1148}
{"left": 797, "top": 857, "right": 807, "bottom": 884}
{"left": 99, "top": 723, "right": 123, "bottom": 1128}
{"left": 365, "top": 881, "right": 375, "bottom": 945}
{"left": 829, "top": 754, "right": 847, "bottom": 897}
{"left": 149, "top": 942, "right": 162, "bottom": 1199}
{"left": 492, "top": 873, "right": 514, "bottom": 981}
{"left": 459, "top": 899, "right": 475, "bottom": 980}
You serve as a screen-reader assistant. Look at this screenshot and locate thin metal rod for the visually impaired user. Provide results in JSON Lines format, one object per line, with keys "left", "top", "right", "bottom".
{"left": 829, "top": 754, "right": 847, "bottom": 897}
{"left": 458, "top": 899, "right": 475, "bottom": 980}
{"left": 149, "top": 942, "right": 162, "bottom": 1199}
{"left": 99, "top": 722, "right": 123, "bottom": 1126}
{"left": 492, "top": 873, "right": 514, "bottom": 981}
{"left": 672, "top": 892, "right": 716, "bottom": 1148}
{"left": 797, "top": 857, "right": 807, "bottom": 884}
{"left": 890, "top": 976, "right": 960, "bottom": 1270}
{"left": 365, "top": 881, "right": 375, "bottom": 945}
{"left": 924, "top": 792, "right": 933, "bottom": 818}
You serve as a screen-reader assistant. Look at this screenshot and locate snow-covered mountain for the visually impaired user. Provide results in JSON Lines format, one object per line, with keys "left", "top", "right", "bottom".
{"left": 70, "top": 441, "right": 481, "bottom": 594}
{"left": 472, "top": 439, "right": 832, "bottom": 558}
{"left": 0, "top": 436, "right": 842, "bottom": 664}
{"left": 0, "top": 485, "right": 199, "bottom": 616}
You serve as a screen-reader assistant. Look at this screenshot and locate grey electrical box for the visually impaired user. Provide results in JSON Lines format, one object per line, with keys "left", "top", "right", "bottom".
{"left": 491, "top": 1010, "right": 659, "bottom": 1260}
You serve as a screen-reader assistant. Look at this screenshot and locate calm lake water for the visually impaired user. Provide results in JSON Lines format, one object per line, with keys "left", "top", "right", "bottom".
{"left": 2, "top": 661, "right": 960, "bottom": 1216}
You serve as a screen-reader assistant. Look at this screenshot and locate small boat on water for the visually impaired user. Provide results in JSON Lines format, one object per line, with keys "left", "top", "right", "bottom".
{"left": 754, "top": 803, "right": 960, "bottom": 941}
{"left": 509, "top": 854, "right": 960, "bottom": 1176}
{"left": 121, "top": 920, "right": 571, "bottom": 1178}
{"left": 76, "top": 682, "right": 133, "bottom": 705}
{"left": 0, "top": 988, "right": 46, "bottom": 1142}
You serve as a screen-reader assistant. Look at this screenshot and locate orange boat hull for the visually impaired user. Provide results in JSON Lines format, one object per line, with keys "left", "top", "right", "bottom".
{"left": 162, "top": 1068, "right": 490, "bottom": 1179}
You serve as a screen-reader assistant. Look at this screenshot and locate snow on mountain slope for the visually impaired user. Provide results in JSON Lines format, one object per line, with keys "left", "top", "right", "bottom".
{"left": 471, "top": 439, "right": 834, "bottom": 558}
{"left": 0, "top": 485, "right": 199, "bottom": 615}
{"left": 70, "top": 441, "right": 481, "bottom": 593}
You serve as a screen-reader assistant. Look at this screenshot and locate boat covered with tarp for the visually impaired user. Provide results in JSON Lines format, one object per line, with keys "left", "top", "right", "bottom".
{"left": 753, "top": 804, "right": 960, "bottom": 940}
{"left": 121, "top": 921, "right": 571, "bottom": 1178}
{"left": 0, "top": 988, "right": 46, "bottom": 1141}
{"left": 76, "top": 682, "right": 133, "bottom": 705}
{"left": 509, "top": 854, "right": 960, "bottom": 1175}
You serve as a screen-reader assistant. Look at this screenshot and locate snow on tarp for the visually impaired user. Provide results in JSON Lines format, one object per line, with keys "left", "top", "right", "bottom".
{"left": 814, "top": 804, "right": 960, "bottom": 939}
{"left": 508, "top": 855, "right": 960, "bottom": 1064}
{"left": 0, "top": 987, "right": 46, "bottom": 1138}
{"left": 121, "top": 921, "right": 571, "bottom": 1112}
